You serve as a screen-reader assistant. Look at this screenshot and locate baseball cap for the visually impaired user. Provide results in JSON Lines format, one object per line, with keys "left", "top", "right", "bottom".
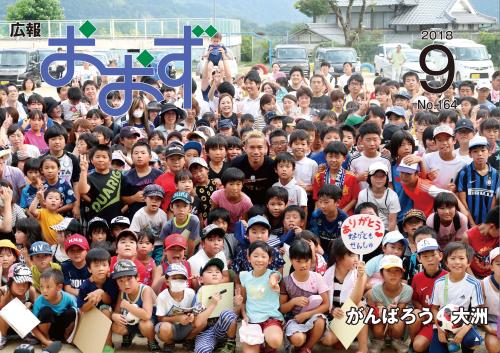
{"left": 110, "top": 216, "right": 130, "bottom": 227}
{"left": 50, "top": 217, "right": 82, "bottom": 234}
{"left": 382, "top": 124, "right": 404, "bottom": 144}
{"left": 469, "top": 136, "right": 489, "bottom": 150}
{"left": 385, "top": 106, "right": 406, "bottom": 117}
{"left": 64, "top": 234, "right": 90, "bottom": 251}
{"left": 29, "top": 241, "right": 52, "bottom": 256}
{"left": 202, "top": 224, "right": 225, "bottom": 240}
{"left": 394, "top": 91, "right": 411, "bottom": 100}
{"left": 402, "top": 209, "right": 427, "bottom": 225}
{"left": 111, "top": 259, "right": 138, "bottom": 279}
{"left": 116, "top": 229, "right": 138, "bottom": 242}
{"left": 379, "top": 255, "right": 404, "bottom": 271}
{"left": 476, "top": 80, "right": 491, "bottom": 90}
{"left": 111, "top": 151, "right": 126, "bottom": 165}
{"left": 200, "top": 258, "right": 225, "bottom": 275}
{"left": 397, "top": 160, "right": 419, "bottom": 174}
{"left": 187, "top": 130, "right": 208, "bottom": 142}
{"left": 143, "top": 184, "right": 165, "bottom": 199}
{"left": 489, "top": 247, "right": 500, "bottom": 262}
{"left": 164, "top": 233, "right": 187, "bottom": 250}
{"left": 218, "top": 119, "right": 234, "bottom": 130}
{"left": 0, "top": 148, "right": 11, "bottom": 159}
{"left": 382, "top": 230, "right": 409, "bottom": 248}
{"left": 433, "top": 124, "right": 454, "bottom": 138}
{"left": 416, "top": 238, "right": 440, "bottom": 254}
{"left": 88, "top": 217, "right": 109, "bottom": 232}
{"left": 165, "top": 263, "right": 188, "bottom": 278}
{"left": 0, "top": 239, "right": 20, "bottom": 257}
{"left": 454, "top": 119, "right": 474, "bottom": 133}
{"left": 165, "top": 143, "right": 185, "bottom": 158}
{"left": 368, "top": 161, "right": 389, "bottom": 175}
{"left": 119, "top": 126, "right": 141, "bottom": 139}
{"left": 345, "top": 114, "right": 365, "bottom": 127}
{"left": 188, "top": 157, "right": 209, "bottom": 170}
{"left": 8, "top": 263, "right": 33, "bottom": 284}
{"left": 184, "top": 141, "right": 202, "bottom": 155}
{"left": 247, "top": 215, "right": 271, "bottom": 231}
{"left": 17, "top": 149, "right": 30, "bottom": 161}
{"left": 171, "top": 191, "right": 192, "bottom": 205}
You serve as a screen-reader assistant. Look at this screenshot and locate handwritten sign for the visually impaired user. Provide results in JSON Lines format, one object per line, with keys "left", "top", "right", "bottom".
{"left": 340, "top": 214, "right": 385, "bottom": 255}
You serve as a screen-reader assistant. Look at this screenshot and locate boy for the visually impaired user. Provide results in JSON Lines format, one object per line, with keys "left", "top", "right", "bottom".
{"left": 481, "top": 247, "right": 500, "bottom": 353}
{"left": 289, "top": 129, "right": 318, "bottom": 194}
{"left": 456, "top": 136, "right": 499, "bottom": 226}
{"left": 110, "top": 216, "right": 130, "bottom": 239}
{"left": 29, "top": 188, "right": 64, "bottom": 245}
{"left": 273, "top": 152, "right": 308, "bottom": 210}
{"left": 79, "top": 144, "right": 123, "bottom": 224}
{"left": 110, "top": 260, "right": 161, "bottom": 352}
{"left": 78, "top": 248, "right": 118, "bottom": 353}
{"left": 479, "top": 118, "right": 499, "bottom": 154}
{"left": 207, "top": 208, "right": 239, "bottom": 266}
{"left": 61, "top": 234, "right": 90, "bottom": 296}
{"left": 121, "top": 141, "right": 163, "bottom": 218}
{"left": 130, "top": 184, "right": 168, "bottom": 265}
{"left": 310, "top": 126, "right": 343, "bottom": 167}
{"left": 312, "top": 141, "right": 359, "bottom": 215}
{"left": 183, "top": 141, "right": 202, "bottom": 165}
{"left": 31, "top": 269, "right": 77, "bottom": 351}
{"left": 430, "top": 242, "right": 484, "bottom": 353}
{"left": 410, "top": 238, "right": 447, "bottom": 353}
{"left": 188, "top": 224, "right": 230, "bottom": 287}
{"left": 205, "top": 32, "right": 229, "bottom": 68}
{"left": 155, "top": 144, "right": 186, "bottom": 211}
{"left": 454, "top": 119, "right": 475, "bottom": 164}
{"left": 160, "top": 191, "right": 200, "bottom": 258}
{"left": 111, "top": 229, "right": 148, "bottom": 284}
{"left": 19, "top": 157, "right": 41, "bottom": 210}
{"left": 462, "top": 207, "right": 499, "bottom": 279}
{"left": 401, "top": 209, "right": 427, "bottom": 255}
{"left": 155, "top": 263, "right": 197, "bottom": 353}
{"left": 205, "top": 135, "right": 228, "bottom": 181}
{"left": 348, "top": 122, "right": 392, "bottom": 190}
{"left": 309, "top": 184, "right": 348, "bottom": 257}
{"left": 154, "top": 234, "right": 192, "bottom": 293}
{"left": 269, "top": 129, "right": 288, "bottom": 158}
{"left": 189, "top": 157, "right": 218, "bottom": 222}
{"left": 424, "top": 124, "right": 466, "bottom": 189}
{"left": 192, "top": 258, "right": 241, "bottom": 353}
{"left": 330, "top": 90, "right": 345, "bottom": 116}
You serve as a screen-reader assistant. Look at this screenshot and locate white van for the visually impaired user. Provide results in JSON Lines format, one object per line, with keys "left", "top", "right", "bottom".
{"left": 433, "top": 39, "right": 494, "bottom": 81}
{"left": 373, "top": 43, "right": 411, "bottom": 76}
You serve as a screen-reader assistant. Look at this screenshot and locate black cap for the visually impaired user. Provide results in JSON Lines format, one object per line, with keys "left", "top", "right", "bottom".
{"left": 200, "top": 258, "right": 225, "bottom": 275}
{"left": 455, "top": 119, "right": 474, "bottom": 132}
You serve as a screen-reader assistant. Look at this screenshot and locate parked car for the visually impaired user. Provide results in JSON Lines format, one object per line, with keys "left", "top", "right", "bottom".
{"left": 373, "top": 43, "right": 411, "bottom": 76}
{"left": 273, "top": 44, "right": 310, "bottom": 78}
{"left": 0, "top": 49, "right": 42, "bottom": 88}
{"left": 314, "top": 47, "right": 361, "bottom": 78}
{"left": 379, "top": 48, "right": 436, "bottom": 81}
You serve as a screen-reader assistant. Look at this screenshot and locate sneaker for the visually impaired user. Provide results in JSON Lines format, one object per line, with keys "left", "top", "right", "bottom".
{"left": 163, "top": 344, "right": 175, "bottom": 353}
{"left": 122, "top": 333, "right": 135, "bottom": 348}
{"left": 24, "top": 333, "right": 40, "bottom": 345}
{"left": 148, "top": 340, "right": 161, "bottom": 353}
{"left": 0, "top": 336, "right": 6, "bottom": 350}
{"left": 102, "top": 345, "right": 115, "bottom": 353}
{"left": 370, "top": 339, "right": 384, "bottom": 353}
{"left": 391, "top": 339, "right": 409, "bottom": 353}
{"left": 183, "top": 340, "right": 195, "bottom": 351}
{"left": 219, "top": 340, "right": 236, "bottom": 353}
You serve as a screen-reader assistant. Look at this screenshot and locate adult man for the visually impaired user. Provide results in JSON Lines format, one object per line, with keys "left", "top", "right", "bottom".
{"left": 229, "top": 130, "right": 278, "bottom": 205}
{"left": 310, "top": 74, "right": 333, "bottom": 110}
{"left": 402, "top": 71, "right": 422, "bottom": 98}
{"left": 389, "top": 45, "right": 406, "bottom": 80}
{"left": 345, "top": 74, "right": 364, "bottom": 105}
{"left": 239, "top": 70, "right": 262, "bottom": 119}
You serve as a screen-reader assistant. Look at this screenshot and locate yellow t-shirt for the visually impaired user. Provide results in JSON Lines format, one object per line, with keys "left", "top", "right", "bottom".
{"left": 38, "top": 208, "right": 63, "bottom": 245}
{"left": 31, "top": 263, "right": 62, "bottom": 292}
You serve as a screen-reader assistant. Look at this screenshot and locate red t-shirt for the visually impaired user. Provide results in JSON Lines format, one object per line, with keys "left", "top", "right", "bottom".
{"left": 110, "top": 256, "right": 148, "bottom": 284}
{"left": 154, "top": 172, "right": 176, "bottom": 211}
{"left": 312, "top": 169, "right": 360, "bottom": 215}
{"left": 411, "top": 269, "right": 447, "bottom": 308}
{"left": 467, "top": 225, "right": 498, "bottom": 278}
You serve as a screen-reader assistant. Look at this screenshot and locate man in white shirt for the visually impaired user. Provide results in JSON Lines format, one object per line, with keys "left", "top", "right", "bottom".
{"left": 239, "top": 70, "right": 262, "bottom": 118}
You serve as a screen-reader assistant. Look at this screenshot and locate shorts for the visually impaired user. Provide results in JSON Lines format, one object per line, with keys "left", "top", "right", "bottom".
{"left": 257, "top": 318, "right": 283, "bottom": 332}
{"left": 37, "top": 307, "right": 77, "bottom": 341}
{"left": 416, "top": 323, "right": 434, "bottom": 341}
{"left": 155, "top": 322, "right": 193, "bottom": 342}
{"left": 430, "top": 326, "right": 483, "bottom": 353}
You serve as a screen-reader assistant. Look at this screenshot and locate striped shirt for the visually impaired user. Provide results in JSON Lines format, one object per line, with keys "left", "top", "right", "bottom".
{"left": 456, "top": 163, "right": 499, "bottom": 224}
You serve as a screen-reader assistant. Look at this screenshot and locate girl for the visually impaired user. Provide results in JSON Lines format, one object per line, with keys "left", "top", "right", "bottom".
{"left": 85, "top": 108, "right": 105, "bottom": 130}
{"left": 66, "top": 118, "right": 92, "bottom": 153}
{"left": 23, "top": 110, "right": 48, "bottom": 154}
{"left": 0, "top": 240, "right": 19, "bottom": 285}
{"left": 282, "top": 94, "right": 298, "bottom": 118}
{"left": 18, "top": 77, "right": 36, "bottom": 107}
{"left": 181, "top": 98, "right": 199, "bottom": 131}
{"left": 87, "top": 217, "right": 112, "bottom": 247}
{"left": 296, "top": 231, "right": 327, "bottom": 275}
{"left": 125, "top": 96, "right": 153, "bottom": 137}
{"left": 366, "top": 255, "right": 413, "bottom": 353}
{"left": 240, "top": 241, "right": 284, "bottom": 353}
{"left": 148, "top": 130, "right": 166, "bottom": 150}
{"left": 356, "top": 162, "right": 400, "bottom": 231}
{"left": 15, "top": 217, "right": 43, "bottom": 265}
{"left": 51, "top": 222, "right": 70, "bottom": 264}
{"left": 265, "top": 186, "right": 287, "bottom": 239}
{"left": 279, "top": 240, "right": 329, "bottom": 353}
{"left": 40, "top": 156, "right": 76, "bottom": 216}
{"left": 137, "top": 232, "right": 161, "bottom": 289}
{"left": 426, "top": 192, "right": 468, "bottom": 249}
{"left": 261, "top": 82, "right": 278, "bottom": 96}
{"left": 6, "top": 124, "right": 40, "bottom": 160}
{"left": 256, "top": 94, "right": 276, "bottom": 130}
{"left": 321, "top": 238, "right": 369, "bottom": 353}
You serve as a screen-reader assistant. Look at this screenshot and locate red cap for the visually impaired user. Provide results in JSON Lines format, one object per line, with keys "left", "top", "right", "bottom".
{"left": 64, "top": 234, "right": 90, "bottom": 251}
{"left": 164, "top": 233, "right": 187, "bottom": 250}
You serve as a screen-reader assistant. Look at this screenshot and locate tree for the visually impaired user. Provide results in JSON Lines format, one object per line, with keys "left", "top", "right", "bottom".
{"left": 6, "top": 0, "right": 64, "bottom": 21}
{"left": 295, "top": 0, "right": 367, "bottom": 47}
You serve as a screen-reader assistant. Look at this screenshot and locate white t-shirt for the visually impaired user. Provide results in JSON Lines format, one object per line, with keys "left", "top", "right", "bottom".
{"left": 294, "top": 157, "right": 318, "bottom": 186}
{"left": 240, "top": 93, "right": 262, "bottom": 118}
{"left": 349, "top": 152, "right": 392, "bottom": 190}
{"left": 337, "top": 74, "right": 351, "bottom": 89}
{"left": 431, "top": 273, "right": 484, "bottom": 309}
{"left": 356, "top": 188, "right": 400, "bottom": 229}
{"left": 454, "top": 148, "right": 473, "bottom": 165}
{"left": 156, "top": 287, "right": 196, "bottom": 317}
{"left": 273, "top": 178, "right": 308, "bottom": 207}
{"left": 187, "top": 248, "right": 228, "bottom": 277}
{"left": 76, "top": 66, "right": 98, "bottom": 84}
{"left": 424, "top": 152, "right": 466, "bottom": 188}
{"left": 130, "top": 207, "right": 168, "bottom": 246}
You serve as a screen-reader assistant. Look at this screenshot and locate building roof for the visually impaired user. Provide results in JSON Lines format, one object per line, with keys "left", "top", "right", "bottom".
{"left": 290, "top": 23, "right": 344, "bottom": 42}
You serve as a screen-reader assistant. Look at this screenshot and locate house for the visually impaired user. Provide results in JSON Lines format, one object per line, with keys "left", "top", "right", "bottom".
{"left": 288, "top": 0, "right": 497, "bottom": 47}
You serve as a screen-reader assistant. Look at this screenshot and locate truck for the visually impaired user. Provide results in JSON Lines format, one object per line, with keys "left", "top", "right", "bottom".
{"left": 273, "top": 44, "right": 310, "bottom": 78}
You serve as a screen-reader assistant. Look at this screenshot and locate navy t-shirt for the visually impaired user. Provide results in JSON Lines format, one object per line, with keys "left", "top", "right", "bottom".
{"left": 77, "top": 277, "right": 119, "bottom": 308}
{"left": 121, "top": 167, "right": 163, "bottom": 217}
{"left": 61, "top": 260, "right": 90, "bottom": 290}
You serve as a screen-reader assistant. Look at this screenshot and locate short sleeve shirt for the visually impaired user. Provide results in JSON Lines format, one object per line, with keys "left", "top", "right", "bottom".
{"left": 77, "top": 277, "right": 119, "bottom": 308}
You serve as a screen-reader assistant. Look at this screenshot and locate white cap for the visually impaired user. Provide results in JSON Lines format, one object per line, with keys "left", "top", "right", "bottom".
{"left": 111, "top": 150, "right": 126, "bottom": 164}
{"left": 417, "top": 238, "right": 440, "bottom": 254}
{"left": 368, "top": 161, "right": 389, "bottom": 175}
{"left": 397, "top": 160, "right": 419, "bottom": 174}
{"left": 382, "top": 230, "right": 409, "bottom": 248}
{"left": 379, "top": 255, "right": 404, "bottom": 270}
{"left": 476, "top": 80, "right": 491, "bottom": 90}
{"left": 490, "top": 247, "right": 500, "bottom": 262}
{"left": 468, "top": 135, "right": 489, "bottom": 150}
{"left": 433, "top": 124, "right": 454, "bottom": 138}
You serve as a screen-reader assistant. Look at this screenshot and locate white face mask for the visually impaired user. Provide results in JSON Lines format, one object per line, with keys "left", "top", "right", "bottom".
{"left": 133, "top": 109, "right": 144, "bottom": 119}
{"left": 169, "top": 279, "right": 187, "bottom": 293}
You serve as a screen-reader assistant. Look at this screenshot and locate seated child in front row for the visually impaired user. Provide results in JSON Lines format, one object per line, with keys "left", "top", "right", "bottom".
{"left": 61, "top": 234, "right": 90, "bottom": 297}
{"left": 481, "top": 247, "right": 500, "bottom": 353}
{"left": 29, "top": 241, "right": 62, "bottom": 293}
